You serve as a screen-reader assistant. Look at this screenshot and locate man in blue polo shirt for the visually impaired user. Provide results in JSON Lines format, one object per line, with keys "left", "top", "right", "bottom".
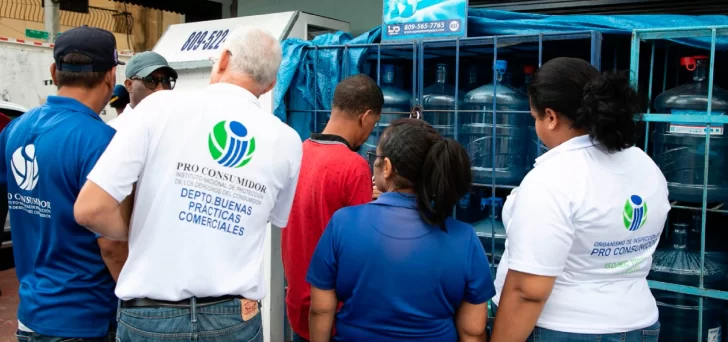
{"left": 0, "top": 26, "right": 128, "bottom": 340}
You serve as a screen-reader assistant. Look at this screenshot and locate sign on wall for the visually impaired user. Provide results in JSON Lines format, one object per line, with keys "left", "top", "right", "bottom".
{"left": 382, "top": 0, "right": 468, "bottom": 41}
{"left": 25, "top": 29, "right": 61, "bottom": 41}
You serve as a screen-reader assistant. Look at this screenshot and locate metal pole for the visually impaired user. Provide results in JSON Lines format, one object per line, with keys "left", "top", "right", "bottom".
{"left": 44, "top": 0, "right": 60, "bottom": 43}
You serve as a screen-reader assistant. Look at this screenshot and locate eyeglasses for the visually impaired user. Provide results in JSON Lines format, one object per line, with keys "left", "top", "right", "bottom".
{"left": 131, "top": 75, "right": 176, "bottom": 90}
{"left": 367, "top": 151, "right": 385, "bottom": 168}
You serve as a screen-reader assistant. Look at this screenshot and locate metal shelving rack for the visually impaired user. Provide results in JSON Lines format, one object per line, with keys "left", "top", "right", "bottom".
{"left": 630, "top": 26, "right": 728, "bottom": 341}
{"left": 284, "top": 27, "right": 728, "bottom": 340}
{"left": 285, "top": 31, "right": 605, "bottom": 280}
{"left": 416, "top": 31, "right": 602, "bottom": 277}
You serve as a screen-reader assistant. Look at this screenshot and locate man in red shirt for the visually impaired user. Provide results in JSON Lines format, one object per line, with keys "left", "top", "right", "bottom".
{"left": 282, "top": 74, "right": 383, "bottom": 342}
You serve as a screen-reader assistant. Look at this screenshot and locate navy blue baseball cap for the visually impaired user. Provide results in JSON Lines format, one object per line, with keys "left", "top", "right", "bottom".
{"left": 109, "top": 85, "right": 130, "bottom": 108}
{"left": 54, "top": 25, "right": 125, "bottom": 72}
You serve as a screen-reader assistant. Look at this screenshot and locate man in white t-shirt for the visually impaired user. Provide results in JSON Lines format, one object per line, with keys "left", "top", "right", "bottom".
{"left": 107, "top": 51, "right": 177, "bottom": 130}
{"left": 74, "top": 26, "right": 301, "bottom": 341}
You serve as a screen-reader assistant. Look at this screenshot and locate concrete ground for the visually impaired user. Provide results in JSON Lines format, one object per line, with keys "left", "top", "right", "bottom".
{"left": 0, "top": 268, "right": 18, "bottom": 341}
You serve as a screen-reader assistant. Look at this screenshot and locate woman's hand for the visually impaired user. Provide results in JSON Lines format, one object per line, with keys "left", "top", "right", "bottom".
{"left": 372, "top": 177, "right": 382, "bottom": 200}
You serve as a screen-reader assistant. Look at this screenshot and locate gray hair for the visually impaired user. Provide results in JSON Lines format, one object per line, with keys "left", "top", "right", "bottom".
{"left": 221, "top": 26, "right": 282, "bottom": 89}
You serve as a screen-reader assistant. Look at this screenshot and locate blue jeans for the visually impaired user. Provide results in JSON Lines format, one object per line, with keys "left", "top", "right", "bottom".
{"left": 526, "top": 321, "right": 660, "bottom": 342}
{"left": 16, "top": 330, "right": 115, "bottom": 342}
{"left": 115, "top": 299, "right": 262, "bottom": 341}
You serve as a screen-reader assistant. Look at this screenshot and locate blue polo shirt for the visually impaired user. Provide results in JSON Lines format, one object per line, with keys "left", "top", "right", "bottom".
{"left": 306, "top": 192, "right": 496, "bottom": 342}
{"left": 0, "top": 96, "right": 117, "bottom": 338}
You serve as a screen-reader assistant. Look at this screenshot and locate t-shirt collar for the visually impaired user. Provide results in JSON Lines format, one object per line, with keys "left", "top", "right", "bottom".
{"left": 309, "top": 133, "right": 354, "bottom": 151}
{"left": 45, "top": 96, "right": 102, "bottom": 122}
{"left": 373, "top": 192, "right": 417, "bottom": 209}
{"left": 207, "top": 83, "right": 261, "bottom": 108}
{"left": 534, "top": 134, "right": 594, "bottom": 167}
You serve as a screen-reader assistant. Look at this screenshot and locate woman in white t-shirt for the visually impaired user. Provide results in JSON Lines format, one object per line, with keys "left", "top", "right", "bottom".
{"left": 490, "top": 57, "right": 669, "bottom": 342}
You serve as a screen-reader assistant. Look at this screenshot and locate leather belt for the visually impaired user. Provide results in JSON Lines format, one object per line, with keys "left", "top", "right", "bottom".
{"left": 121, "top": 295, "right": 242, "bottom": 308}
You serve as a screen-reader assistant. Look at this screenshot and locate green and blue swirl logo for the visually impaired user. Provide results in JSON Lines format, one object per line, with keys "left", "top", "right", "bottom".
{"left": 623, "top": 195, "right": 648, "bottom": 232}
{"left": 208, "top": 120, "right": 255, "bottom": 168}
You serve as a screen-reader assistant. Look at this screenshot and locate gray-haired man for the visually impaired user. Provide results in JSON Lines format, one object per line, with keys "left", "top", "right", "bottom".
{"left": 75, "top": 26, "right": 301, "bottom": 341}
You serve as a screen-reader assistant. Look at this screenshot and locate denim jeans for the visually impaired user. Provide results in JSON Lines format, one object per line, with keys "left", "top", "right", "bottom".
{"left": 526, "top": 321, "right": 660, "bottom": 342}
{"left": 115, "top": 299, "right": 262, "bottom": 341}
{"left": 16, "top": 330, "right": 115, "bottom": 342}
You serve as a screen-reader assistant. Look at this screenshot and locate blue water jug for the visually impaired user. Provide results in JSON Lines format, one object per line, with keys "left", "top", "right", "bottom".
{"left": 462, "top": 60, "right": 530, "bottom": 185}
{"left": 423, "top": 63, "right": 457, "bottom": 140}
{"left": 653, "top": 55, "right": 728, "bottom": 203}
{"left": 360, "top": 64, "right": 412, "bottom": 158}
{"left": 472, "top": 196, "right": 506, "bottom": 269}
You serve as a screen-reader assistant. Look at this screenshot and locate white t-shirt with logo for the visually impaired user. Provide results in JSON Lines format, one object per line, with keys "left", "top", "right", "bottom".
{"left": 493, "top": 135, "right": 669, "bottom": 334}
{"left": 107, "top": 104, "right": 133, "bottom": 130}
{"left": 87, "top": 83, "right": 302, "bottom": 301}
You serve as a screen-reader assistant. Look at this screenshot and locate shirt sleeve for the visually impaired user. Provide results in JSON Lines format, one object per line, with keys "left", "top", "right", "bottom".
{"left": 345, "top": 160, "right": 372, "bottom": 206}
{"left": 306, "top": 214, "right": 339, "bottom": 290}
{"left": 464, "top": 227, "right": 496, "bottom": 304}
{"left": 86, "top": 103, "right": 151, "bottom": 203}
{"left": 506, "top": 181, "right": 575, "bottom": 277}
{"left": 269, "top": 128, "right": 303, "bottom": 228}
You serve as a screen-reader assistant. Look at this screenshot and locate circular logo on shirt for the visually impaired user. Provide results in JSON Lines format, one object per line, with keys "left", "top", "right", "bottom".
{"left": 623, "top": 195, "right": 648, "bottom": 231}
{"left": 11, "top": 144, "right": 39, "bottom": 191}
{"left": 208, "top": 120, "right": 256, "bottom": 168}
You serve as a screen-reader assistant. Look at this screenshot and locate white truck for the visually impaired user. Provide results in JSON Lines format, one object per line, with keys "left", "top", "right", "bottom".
{"left": 0, "top": 36, "right": 131, "bottom": 122}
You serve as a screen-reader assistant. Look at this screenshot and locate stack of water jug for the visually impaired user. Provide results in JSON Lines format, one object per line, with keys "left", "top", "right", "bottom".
{"left": 366, "top": 61, "right": 540, "bottom": 185}
{"left": 364, "top": 60, "right": 542, "bottom": 271}
{"left": 647, "top": 55, "right": 728, "bottom": 342}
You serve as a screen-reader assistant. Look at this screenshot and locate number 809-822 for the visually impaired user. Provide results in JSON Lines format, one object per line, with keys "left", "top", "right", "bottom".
{"left": 180, "top": 29, "right": 230, "bottom": 52}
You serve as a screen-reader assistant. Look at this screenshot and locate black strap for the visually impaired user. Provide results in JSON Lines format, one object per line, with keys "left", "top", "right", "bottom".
{"left": 309, "top": 133, "right": 354, "bottom": 151}
{"left": 121, "top": 295, "right": 242, "bottom": 308}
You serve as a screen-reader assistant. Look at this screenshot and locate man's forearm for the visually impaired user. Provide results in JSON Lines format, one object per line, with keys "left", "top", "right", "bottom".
{"left": 309, "top": 311, "right": 335, "bottom": 342}
{"left": 83, "top": 207, "right": 129, "bottom": 240}
{"left": 75, "top": 182, "right": 133, "bottom": 240}
{"left": 99, "top": 239, "right": 129, "bottom": 281}
{"left": 490, "top": 292, "right": 545, "bottom": 342}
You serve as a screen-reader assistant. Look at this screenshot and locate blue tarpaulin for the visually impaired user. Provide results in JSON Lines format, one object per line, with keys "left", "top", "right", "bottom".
{"left": 273, "top": 9, "right": 728, "bottom": 139}
{"left": 273, "top": 28, "right": 380, "bottom": 140}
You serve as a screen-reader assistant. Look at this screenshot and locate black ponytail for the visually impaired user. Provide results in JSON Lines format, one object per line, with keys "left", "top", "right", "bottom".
{"left": 378, "top": 119, "right": 472, "bottom": 231}
{"left": 416, "top": 138, "right": 472, "bottom": 230}
{"left": 529, "top": 57, "right": 640, "bottom": 152}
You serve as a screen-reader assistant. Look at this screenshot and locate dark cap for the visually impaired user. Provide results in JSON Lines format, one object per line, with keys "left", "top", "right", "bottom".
{"left": 54, "top": 25, "right": 125, "bottom": 72}
{"left": 109, "top": 85, "right": 130, "bottom": 108}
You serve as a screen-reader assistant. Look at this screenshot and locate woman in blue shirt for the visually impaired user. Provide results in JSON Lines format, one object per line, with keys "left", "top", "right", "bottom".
{"left": 306, "top": 118, "right": 495, "bottom": 342}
